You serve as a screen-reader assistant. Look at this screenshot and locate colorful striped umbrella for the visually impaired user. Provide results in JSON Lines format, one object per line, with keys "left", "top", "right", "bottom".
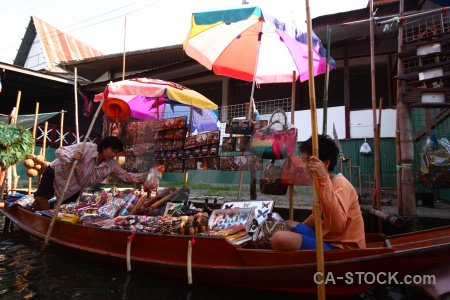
{"left": 95, "top": 78, "right": 219, "bottom": 133}
{"left": 183, "top": 5, "right": 335, "bottom": 84}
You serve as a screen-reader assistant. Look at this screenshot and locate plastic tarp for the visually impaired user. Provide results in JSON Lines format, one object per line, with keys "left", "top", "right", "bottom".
{"left": 0, "top": 112, "right": 60, "bottom": 128}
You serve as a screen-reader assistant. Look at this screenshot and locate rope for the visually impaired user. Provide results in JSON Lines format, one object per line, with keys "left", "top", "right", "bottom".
{"left": 396, "top": 163, "right": 414, "bottom": 170}
{"left": 187, "top": 235, "right": 196, "bottom": 285}
{"left": 371, "top": 188, "right": 381, "bottom": 199}
{"left": 126, "top": 230, "right": 136, "bottom": 271}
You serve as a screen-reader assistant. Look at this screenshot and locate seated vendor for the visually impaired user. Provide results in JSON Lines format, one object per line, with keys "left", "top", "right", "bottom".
{"left": 271, "top": 134, "right": 366, "bottom": 250}
{"left": 31, "top": 136, "right": 148, "bottom": 211}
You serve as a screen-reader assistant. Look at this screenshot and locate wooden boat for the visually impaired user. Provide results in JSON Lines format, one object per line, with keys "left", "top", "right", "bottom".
{"left": 2, "top": 204, "right": 450, "bottom": 296}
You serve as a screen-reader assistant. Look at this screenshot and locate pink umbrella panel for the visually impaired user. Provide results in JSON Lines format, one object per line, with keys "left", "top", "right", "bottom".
{"left": 114, "top": 95, "right": 219, "bottom": 133}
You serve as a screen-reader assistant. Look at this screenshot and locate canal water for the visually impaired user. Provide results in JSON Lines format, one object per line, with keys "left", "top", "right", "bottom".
{"left": 0, "top": 215, "right": 432, "bottom": 300}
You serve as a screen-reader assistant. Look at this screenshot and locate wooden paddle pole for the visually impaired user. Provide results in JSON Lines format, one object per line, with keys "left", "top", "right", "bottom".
{"left": 29, "top": 102, "right": 39, "bottom": 195}
{"left": 42, "top": 98, "right": 105, "bottom": 252}
{"left": 306, "top": 0, "right": 326, "bottom": 298}
{"left": 289, "top": 71, "right": 296, "bottom": 220}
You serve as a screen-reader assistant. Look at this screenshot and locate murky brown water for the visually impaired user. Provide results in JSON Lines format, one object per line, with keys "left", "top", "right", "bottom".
{"left": 0, "top": 214, "right": 432, "bottom": 300}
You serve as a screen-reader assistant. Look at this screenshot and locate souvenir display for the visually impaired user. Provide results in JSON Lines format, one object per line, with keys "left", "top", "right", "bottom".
{"left": 208, "top": 208, "right": 255, "bottom": 232}
{"left": 221, "top": 200, "right": 274, "bottom": 232}
{"left": 251, "top": 212, "right": 286, "bottom": 249}
{"left": 183, "top": 130, "right": 220, "bottom": 171}
{"left": 220, "top": 155, "right": 262, "bottom": 171}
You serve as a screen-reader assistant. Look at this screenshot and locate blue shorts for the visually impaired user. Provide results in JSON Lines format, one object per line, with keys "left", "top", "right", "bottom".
{"left": 292, "top": 223, "right": 338, "bottom": 250}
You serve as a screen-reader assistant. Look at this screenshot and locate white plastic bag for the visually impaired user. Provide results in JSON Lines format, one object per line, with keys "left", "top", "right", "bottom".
{"left": 360, "top": 139, "right": 372, "bottom": 154}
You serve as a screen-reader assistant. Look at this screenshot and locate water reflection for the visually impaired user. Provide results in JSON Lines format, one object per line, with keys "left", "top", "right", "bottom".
{"left": 0, "top": 215, "right": 432, "bottom": 300}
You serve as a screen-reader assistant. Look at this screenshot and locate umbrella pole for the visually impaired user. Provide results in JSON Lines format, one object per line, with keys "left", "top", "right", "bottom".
{"left": 42, "top": 98, "right": 105, "bottom": 252}
{"left": 29, "top": 102, "right": 39, "bottom": 195}
{"left": 306, "top": 0, "right": 326, "bottom": 298}
{"left": 238, "top": 32, "right": 263, "bottom": 200}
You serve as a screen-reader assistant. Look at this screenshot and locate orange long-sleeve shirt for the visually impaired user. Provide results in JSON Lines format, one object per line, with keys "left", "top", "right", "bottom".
{"left": 303, "top": 174, "right": 366, "bottom": 249}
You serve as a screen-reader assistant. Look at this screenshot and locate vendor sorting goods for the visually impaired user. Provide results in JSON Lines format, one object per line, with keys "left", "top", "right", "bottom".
{"left": 30, "top": 136, "right": 149, "bottom": 211}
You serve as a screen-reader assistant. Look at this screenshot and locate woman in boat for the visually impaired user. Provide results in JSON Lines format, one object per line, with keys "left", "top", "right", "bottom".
{"left": 271, "top": 134, "right": 366, "bottom": 250}
{"left": 30, "top": 136, "right": 149, "bottom": 211}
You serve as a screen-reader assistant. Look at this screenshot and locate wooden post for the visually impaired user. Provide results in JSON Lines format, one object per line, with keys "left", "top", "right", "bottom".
{"left": 60, "top": 110, "right": 66, "bottom": 147}
{"left": 123, "top": 16, "right": 127, "bottom": 81}
{"left": 11, "top": 91, "right": 22, "bottom": 193}
{"left": 41, "top": 122, "right": 49, "bottom": 158}
{"left": 74, "top": 67, "right": 80, "bottom": 143}
{"left": 369, "top": 0, "right": 383, "bottom": 232}
{"left": 289, "top": 71, "right": 296, "bottom": 220}
{"left": 306, "top": 0, "right": 325, "bottom": 298}
{"left": 322, "top": 26, "right": 331, "bottom": 136}
{"left": 28, "top": 102, "right": 40, "bottom": 195}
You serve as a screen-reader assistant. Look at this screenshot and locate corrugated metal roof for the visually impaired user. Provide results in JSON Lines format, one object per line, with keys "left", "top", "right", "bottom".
{"left": 31, "top": 16, "right": 104, "bottom": 73}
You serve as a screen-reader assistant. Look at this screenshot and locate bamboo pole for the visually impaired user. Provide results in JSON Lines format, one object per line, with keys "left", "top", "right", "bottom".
{"left": 377, "top": 6, "right": 450, "bottom": 26}
{"left": 41, "top": 122, "right": 49, "bottom": 158}
{"left": 74, "top": 67, "right": 80, "bottom": 143}
{"left": 369, "top": 0, "right": 382, "bottom": 233}
{"left": 29, "top": 102, "right": 40, "bottom": 195}
{"left": 396, "top": 0, "right": 404, "bottom": 216}
{"left": 306, "top": 0, "right": 325, "bottom": 298}
{"left": 123, "top": 16, "right": 127, "bottom": 81}
{"left": 375, "top": 99, "right": 383, "bottom": 232}
{"left": 11, "top": 91, "right": 22, "bottom": 193}
{"left": 289, "top": 71, "right": 296, "bottom": 220}
{"left": 60, "top": 110, "right": 66, "bottom": 147}
{"left": 322, "top": 26, "right": 331, "bottom": 136}
{"left": 38, "top": 121, "right": 49, "bottom": 187}
{"left": 42, "top": 98, "right": 104, "bottom": 252}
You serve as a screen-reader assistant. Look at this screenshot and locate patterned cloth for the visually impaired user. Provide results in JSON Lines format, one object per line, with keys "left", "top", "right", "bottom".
{"left": 50, "top": 142, "right": 146, "bottom": 201}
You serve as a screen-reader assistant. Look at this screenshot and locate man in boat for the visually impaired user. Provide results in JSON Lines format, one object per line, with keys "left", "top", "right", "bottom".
{"left": 271, "top": 134, "right": 366, "bottom": 250}
{"left": 30, "top": 136, "right": 149, "bottom": 211}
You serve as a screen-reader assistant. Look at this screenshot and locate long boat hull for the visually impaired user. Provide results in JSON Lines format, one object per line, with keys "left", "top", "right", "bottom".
{"left": 2, "top": 205, "right": 450, "bottom": 296}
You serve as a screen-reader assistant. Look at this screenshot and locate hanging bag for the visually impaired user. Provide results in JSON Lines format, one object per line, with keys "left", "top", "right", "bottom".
{"left": 259, "top": 159, "right": 288, "bottom": 195}
{"left": 250, "top": 109, "right": 295, "bottom": 159}
{"left": 360, "top": 138, "right": 372, "bottom": 155}
{"left": 280, "top": 156, "right": 310, "bottom": 186}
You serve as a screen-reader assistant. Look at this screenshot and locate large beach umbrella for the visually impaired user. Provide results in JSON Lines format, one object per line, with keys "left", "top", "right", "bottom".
{"left": 94, "top": 78, "right": 219, "bottom": 133}
{"left": 183, "top": 5, "right": 335, "bottom": 85}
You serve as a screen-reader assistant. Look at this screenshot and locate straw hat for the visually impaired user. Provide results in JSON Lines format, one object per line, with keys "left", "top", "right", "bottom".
{"left": 102, "top": 97, "right": 131, "bottom": 122}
